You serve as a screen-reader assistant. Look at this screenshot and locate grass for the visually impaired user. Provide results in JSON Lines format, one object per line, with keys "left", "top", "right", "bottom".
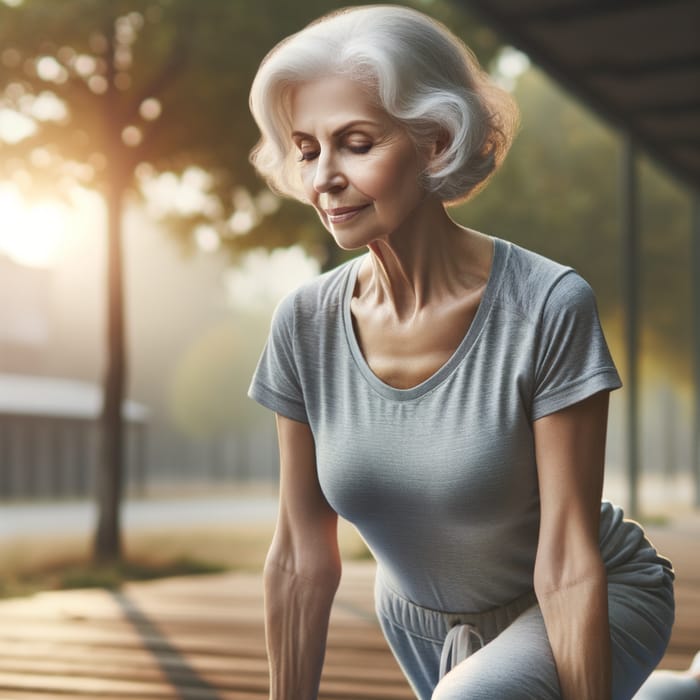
{"left": 0, "top": 557, "right": 228, "bottom": 599}
{"left": 0, "top": 518, "right": 370, "bottom": 599}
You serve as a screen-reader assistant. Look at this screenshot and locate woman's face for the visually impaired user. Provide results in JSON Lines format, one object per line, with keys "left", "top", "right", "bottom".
{"left": 289, "top": 76, "right": 428, "bottom": 250}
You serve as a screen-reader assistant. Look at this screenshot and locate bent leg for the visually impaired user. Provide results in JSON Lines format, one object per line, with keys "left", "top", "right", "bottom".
{"left": 432, "top": 574, "right": 674, "bottom": 700}
{"left": 432, "top": 604, "right": 560, "bottom": 700}
{"left": 601, "top": 502, "right": 676, "bottom": 698}
{"left": 608, "top": 577, "right": 675, "bottom": 698}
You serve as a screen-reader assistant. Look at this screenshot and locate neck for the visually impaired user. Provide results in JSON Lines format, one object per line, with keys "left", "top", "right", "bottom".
{"left": 362, "top": 199, "right": 489, "bottom": 320}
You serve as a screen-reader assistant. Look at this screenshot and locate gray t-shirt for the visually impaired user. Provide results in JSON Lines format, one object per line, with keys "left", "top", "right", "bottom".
{"left": 249, "top": 238, "right": 622, "bottom": 612}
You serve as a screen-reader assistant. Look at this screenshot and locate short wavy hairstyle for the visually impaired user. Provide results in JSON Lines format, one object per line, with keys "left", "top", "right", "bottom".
{"left": 249, "top": 4, "right": 519, "bottom": 205}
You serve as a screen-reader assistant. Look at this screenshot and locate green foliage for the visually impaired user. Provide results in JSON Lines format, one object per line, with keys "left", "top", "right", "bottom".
{"left": 0, "top": 555, "right": 227, "bottom": 598}
{"left": 638, "top": 157, "right": 693, "bottom": 380}
{"left": 57, "top": 556, "right": 226, "bottom": 589}
{"left": 0, "top": 0, "right": 340, "bottom": 220}
{"left": 168, "top": 318, "right": 269, "bottom": 437}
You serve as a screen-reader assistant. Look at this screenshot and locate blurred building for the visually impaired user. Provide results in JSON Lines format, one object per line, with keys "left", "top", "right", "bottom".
{"left": 0, "top": 373, "right": 148, "bottom": 500}
{"left": 0, "top": 253, "right": 144, "bottom": 499}
{"left": 0, "top": 246, "right": 278, "bottom": 498}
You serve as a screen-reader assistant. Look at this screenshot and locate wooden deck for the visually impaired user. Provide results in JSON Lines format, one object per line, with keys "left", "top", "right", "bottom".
{"left": 0, "top": 523, "right": 696, "bottom": 698}
{"left": 0, "top": 561, "right": 410, "bottom": 699}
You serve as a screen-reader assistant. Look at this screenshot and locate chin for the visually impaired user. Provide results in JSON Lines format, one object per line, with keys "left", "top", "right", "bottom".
{"left": 329, "top": 233, "right": 371, "bottom": 252}
{"left": 323, "top": 224, "right": 374, "bottom": 251}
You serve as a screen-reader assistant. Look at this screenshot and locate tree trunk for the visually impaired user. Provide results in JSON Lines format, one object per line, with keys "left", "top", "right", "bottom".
{"left": 93, "top": 175, "right": 126, "bottom": 564}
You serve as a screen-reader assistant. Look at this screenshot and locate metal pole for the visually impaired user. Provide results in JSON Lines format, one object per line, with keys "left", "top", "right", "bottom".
{"left": 692, "top": 193, "right": 700, "bottom": 508}
{"left": 621, "top": 135, "right": 640, "bottom": 518}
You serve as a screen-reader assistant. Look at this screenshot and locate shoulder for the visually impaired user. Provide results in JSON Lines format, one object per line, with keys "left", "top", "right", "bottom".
{"left": 269, "top": 255, "right": 360, "bottom": 329}
{"left": 496, "top": 239, "right": 598, "bottom": 322}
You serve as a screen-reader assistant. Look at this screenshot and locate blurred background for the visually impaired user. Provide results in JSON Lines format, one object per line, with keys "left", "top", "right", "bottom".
{"left": 0, "top": 0, "right": 698, "bottom": 590}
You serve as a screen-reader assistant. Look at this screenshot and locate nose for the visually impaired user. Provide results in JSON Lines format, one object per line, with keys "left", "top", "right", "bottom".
{"left": 312, "top": 150, "right": 346, "bottom": 193}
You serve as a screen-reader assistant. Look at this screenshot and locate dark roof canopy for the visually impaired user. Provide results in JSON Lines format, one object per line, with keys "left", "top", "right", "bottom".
{"left": 461, "top": 0, "right": 700, "bottom": 192}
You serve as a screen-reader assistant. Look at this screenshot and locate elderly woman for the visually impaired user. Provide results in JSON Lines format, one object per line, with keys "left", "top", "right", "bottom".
{"left": 247, "top": 5, "right": 675, "bottom": 699}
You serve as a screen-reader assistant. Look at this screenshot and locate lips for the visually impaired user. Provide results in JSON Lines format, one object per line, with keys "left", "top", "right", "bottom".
{"left": 324, "top": 204, "right": 370, "bottom": 223}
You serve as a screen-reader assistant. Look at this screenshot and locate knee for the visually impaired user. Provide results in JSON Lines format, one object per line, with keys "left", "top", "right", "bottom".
{"left": 430, "top": 668, "right": 498, "bottom": 700}
{"left": 431, "top": 661, "right": 556, "bottom": 700}
{"left": 432, "top": 680, "right": 516, "bottom": 700}
{"left": 431, "top": 677, "right": 467, "bottom": 700}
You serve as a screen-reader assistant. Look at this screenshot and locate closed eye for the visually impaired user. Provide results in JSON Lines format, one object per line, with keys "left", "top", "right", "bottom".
{"left": 349, "top": 143, "right": 372, "bottom": 154}
{"left": 297, "top": 150, "right": 319, "bottom": 162}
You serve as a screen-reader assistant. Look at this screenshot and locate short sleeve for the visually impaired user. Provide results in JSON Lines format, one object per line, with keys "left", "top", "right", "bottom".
{"left": 531, "top": 271, "right": 622, "bottom": 421}
{"left": 248, "top": 292, "right": 308, "bottom": 423}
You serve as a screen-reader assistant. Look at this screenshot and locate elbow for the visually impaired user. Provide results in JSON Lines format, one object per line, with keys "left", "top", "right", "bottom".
{"left": 534, "top": 546, "right": 606, "bottom": 599}
{"left": 264, "top": 546, "right": 342, "bottom": 602}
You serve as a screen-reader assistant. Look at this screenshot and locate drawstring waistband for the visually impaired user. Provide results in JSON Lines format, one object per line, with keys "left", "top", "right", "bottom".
{"left": 439, "top": 622, "right": 485, "bottom": 678}
{"left": 375, "top": 569, "right": 538, "bottom": 645}
{"left": 375, "top": 569, "right": 539, "bottom": 679}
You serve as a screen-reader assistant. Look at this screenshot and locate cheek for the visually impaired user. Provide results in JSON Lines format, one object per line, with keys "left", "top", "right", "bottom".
{"left": 355, "top": 153, "right": 418, "bottom": 199}
{"left": 299, "top": 166, "right": 316, "bottom": 195}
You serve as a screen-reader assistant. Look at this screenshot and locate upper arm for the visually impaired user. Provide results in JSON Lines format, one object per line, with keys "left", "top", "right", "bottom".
{"left": 532, "top": 272, "right": 621, "bottom": 421}
{"left": 269, "top": 414, "right": 340, "bottom": 579}
{"left": 533, "top": 390, "right": 609, "bottom": 593}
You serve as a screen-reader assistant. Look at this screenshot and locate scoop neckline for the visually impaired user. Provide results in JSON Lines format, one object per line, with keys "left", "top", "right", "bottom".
{"left": 341, "top": 236, "right": 508, "bottom": 401}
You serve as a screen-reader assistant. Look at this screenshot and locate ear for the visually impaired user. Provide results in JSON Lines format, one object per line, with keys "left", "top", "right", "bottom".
{"left": 423, "top": 128, "right": 450, "bottom": 174}
{"left": 431, "top": 128, "right": 450, "bottom": 158}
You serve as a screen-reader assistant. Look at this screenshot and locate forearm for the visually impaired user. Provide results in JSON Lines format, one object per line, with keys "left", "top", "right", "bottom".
{"left": 536, "top": 563, "right": 611, "bottom": 700}
{"left": 264, "top": 557, "right": 341, "bottom": 700}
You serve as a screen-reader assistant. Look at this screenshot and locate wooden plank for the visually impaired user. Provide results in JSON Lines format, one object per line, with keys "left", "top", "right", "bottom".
{"left": 0, "top": 671, "right": 179, "bottom": 698}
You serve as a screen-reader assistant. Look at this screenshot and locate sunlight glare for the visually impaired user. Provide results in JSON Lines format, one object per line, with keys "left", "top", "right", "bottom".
{"left": 493, "top": 47, "right": 531, "bottom": 91}
{"left": 0, "top": 108, "right": 36, "bottom": 143}
{"left": 497, "top": 47, "right": 530, "bottom": 78}
{"left": 225, "top": 246, "right": 319, "bottom": 312}
{"left": 0, "top": 186, "right": 70, "bottom": 268}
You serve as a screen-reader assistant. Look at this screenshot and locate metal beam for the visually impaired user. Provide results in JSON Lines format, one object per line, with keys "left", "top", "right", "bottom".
{"left": 459, "top": 0, "right": 700, "bottom": 191}
{"left": 502, "top": 0, "right": 678, "bottom": 25}
{"left": 692, "top": 194, "right": 700, "bottom": 507}
{"left": 633, "top": 102, "right": 700, "bottom": 117}
{"left": 585, "top": 55, "right": 700, "bottom": 77}
{"left": 621, "top": 136, "right": 641, "bottom": 518}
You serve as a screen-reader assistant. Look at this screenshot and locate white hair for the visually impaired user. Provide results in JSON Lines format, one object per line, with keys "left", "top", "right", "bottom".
{"left": 249, "top": 4, "right": 519, "bottom": 204}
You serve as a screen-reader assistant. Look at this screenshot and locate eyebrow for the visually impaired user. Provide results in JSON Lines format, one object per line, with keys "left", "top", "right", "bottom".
{"left": 291, "top": 120, "right": 381, "bottom": 140}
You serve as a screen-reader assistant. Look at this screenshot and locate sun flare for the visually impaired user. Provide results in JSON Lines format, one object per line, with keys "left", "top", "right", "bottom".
{"left": 0, "top": 185, "right": 70, "bottom": 268}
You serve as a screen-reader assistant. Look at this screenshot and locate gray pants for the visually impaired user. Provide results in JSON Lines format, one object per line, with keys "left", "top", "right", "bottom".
{"left": 375, "top": 504, "right": 675, "bottom": 699}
